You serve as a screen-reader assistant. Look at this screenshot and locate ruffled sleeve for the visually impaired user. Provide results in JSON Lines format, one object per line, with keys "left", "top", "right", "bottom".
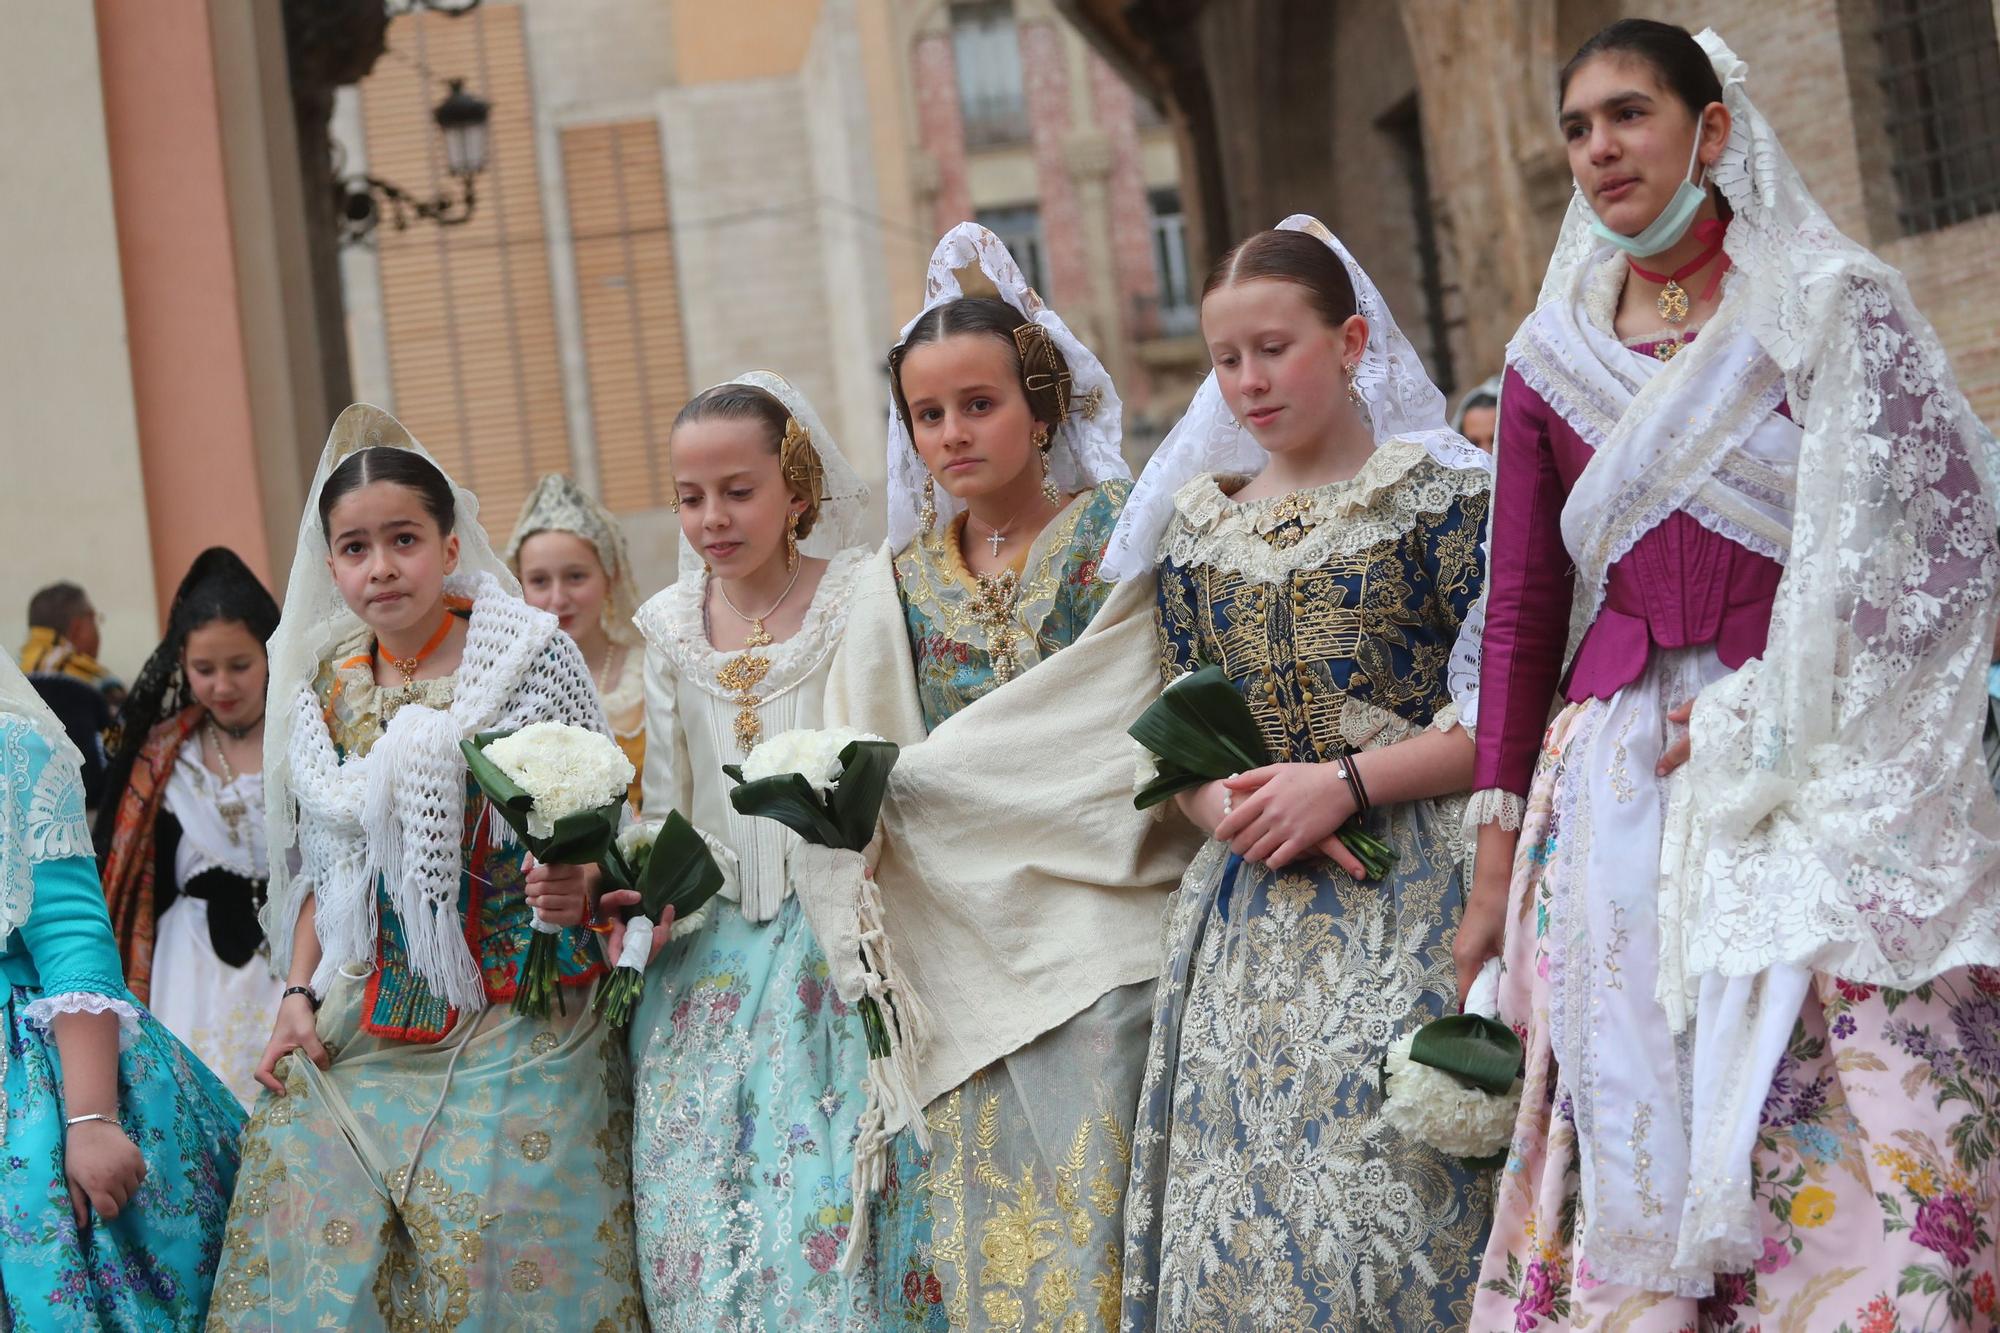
{"left": 1470, "top": 367, "right": 1575, "bottom": 808}
{"left": 10, "top": 726, "right": 142, "bottom": 1045}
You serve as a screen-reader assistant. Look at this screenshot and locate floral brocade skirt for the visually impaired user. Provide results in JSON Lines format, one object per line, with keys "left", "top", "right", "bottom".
{"left": 1470, "top": 698, "right": 2000, "bottom": 1333}
{"left": 628, "top": 895, "right": 877, "bottom": 1331}
{"left": 873, "top": 981, "right": 1152, "bottom": 1331}
{"left": 1, "top": 983, "right": 244, "bottom": 1333}
{"left": 205, "top": 968, "right": 646, "bottom": 1332}
{"left": 1121, "top": 810, "right": 1493, "bottom": 1333}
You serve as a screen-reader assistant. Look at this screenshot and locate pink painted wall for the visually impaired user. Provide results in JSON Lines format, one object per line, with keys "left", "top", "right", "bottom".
{"left": 95, "top": 0, "right": 272, "bottom": 622}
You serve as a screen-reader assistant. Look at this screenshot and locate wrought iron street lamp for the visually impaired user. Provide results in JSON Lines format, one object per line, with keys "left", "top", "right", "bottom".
{"left": 338, "top": 78, "right": 491, "bottom": 243}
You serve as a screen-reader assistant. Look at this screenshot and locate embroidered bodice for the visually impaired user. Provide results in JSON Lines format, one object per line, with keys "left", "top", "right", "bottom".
{"left": 636, "top": 548, "right": 867, "bottom": 922}
{"left": 1472, "top": 321, "right": 1792, "bottom": 801}
{"left": 894, "top": 480, "right": 1129, "bottom": 731}
{"left": 1155, "top": 443, "right": 1488, "bottom": 763}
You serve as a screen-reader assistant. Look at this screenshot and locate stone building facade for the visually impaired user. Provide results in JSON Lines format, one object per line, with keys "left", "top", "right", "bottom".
{"left": 1059, "top": 0, "right": 2000, "bottom": 422}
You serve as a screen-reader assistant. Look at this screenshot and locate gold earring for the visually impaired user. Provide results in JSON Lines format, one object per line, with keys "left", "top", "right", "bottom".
{"left": 1346, "top": 365, "right": 1365, "bottom": 410}
{"left": 920, "top": 475, "right": 938, "bottom": 533}
{"left": 1038, "top": 439, "right": 1059, "bottom": 506}
{"left": 785, "top": 511, "right": 801, "bottom": 572}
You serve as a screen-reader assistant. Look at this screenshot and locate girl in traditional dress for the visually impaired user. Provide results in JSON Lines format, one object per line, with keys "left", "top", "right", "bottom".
{"left": 1465, "top": 22, "right": 2000, "bottom": 1330}
{"left": 799, "top": 224, "right": 1198, "bottom": 1331}
{"left": 208, "top": 404, "right": 646, "bottom": 1330}
{"left": 96, "top": 547, "right": 285, "bottom": 1108}
{"left": 1099, "top": 217, "right": 1495, "bottom": 1329}
{"left": 609, "top": 370, "right": 876, "bottom": 1329}
{"left": 1, "top": 654, "right": 244, "bottom": 1331}
{"left": 507, "top": 473, "right": 648, "bottom": 805}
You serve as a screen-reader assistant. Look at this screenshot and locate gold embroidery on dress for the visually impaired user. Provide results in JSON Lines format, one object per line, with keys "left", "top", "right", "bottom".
{"left": 715, "top": 650, "right": 773, "bottom": 752}
{"left": 969, "top": 570, "right": 1024, "bottom": 685}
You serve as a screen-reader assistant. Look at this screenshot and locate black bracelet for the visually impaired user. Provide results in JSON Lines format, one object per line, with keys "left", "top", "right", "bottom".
{"left": 1342, "top": 752, "right": 1371, "bottom": 815}
{"left": 282, "top": 984, "right": 321, "bottom": 1011}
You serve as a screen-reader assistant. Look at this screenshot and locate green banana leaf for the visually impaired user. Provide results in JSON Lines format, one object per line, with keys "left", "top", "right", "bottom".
{"left": 1407, "top": 1013, "right": 1524, "bottom": 1097}
{"left": 461, "top": 731, "right": 623, "bottom": 865}
{"left": 722, "top": 770, "right": 847, "bottom": 847}
{"left": 1129, "top": 665, "right": 1272, "bottom": 809}
{"left": 826, "top": 740, "right": 899, "bottom": 850}
{"left": 636, "top": 810, "right": 726, "bottom": 920}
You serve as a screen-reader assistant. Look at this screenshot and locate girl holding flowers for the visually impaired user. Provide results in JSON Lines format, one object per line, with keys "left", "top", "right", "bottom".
{"left": 1099, "top": 217, "right": 1495, "bottom": 1329}
{"left": 617, "top": 371, "right": 878, "bottom": 1329}
{"left": 208, "top": 404, "right": 646, "bottom": 1330}
{"left": 809, "top": 224, "right": 1197, "bottom": 1330}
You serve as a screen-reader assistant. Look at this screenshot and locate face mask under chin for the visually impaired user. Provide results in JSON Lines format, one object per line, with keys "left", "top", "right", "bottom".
{"left": 1588, "top": 129, "right": 1710, "bottom": 258}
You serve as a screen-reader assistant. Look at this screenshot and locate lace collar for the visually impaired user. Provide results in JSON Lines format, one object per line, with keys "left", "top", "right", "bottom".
{"left": 1163, "top": 441, "right": 1487, "bottom": 585}
{"left": 635, "top": 547, "right": 868, "bottom": 704}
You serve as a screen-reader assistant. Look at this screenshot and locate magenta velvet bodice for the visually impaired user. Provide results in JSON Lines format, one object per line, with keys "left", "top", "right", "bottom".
{"left": 1471, "top": 354, "right": 1787, "bottom": 798}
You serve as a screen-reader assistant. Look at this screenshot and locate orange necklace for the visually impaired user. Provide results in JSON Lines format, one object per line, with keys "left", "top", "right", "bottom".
{"left": 376, "top": 611, "right": 455, "bottom": 688}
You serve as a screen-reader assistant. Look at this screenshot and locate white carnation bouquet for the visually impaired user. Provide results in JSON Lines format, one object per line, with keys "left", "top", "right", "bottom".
{"left": 462, "top": 721, "right": 634, "bottom": 1017}
{"left": 724, "top": 727, "right": 924, "bottom": 1272}
{"left": 591, "top": 812, "right": 725, "bottom": 1026}
{"left": 1380, "top": 959, "right": 1523, "bottom": 1163}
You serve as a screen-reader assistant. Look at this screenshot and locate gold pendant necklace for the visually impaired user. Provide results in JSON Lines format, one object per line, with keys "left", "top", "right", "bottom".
{"left": 206, "top": 717, "right": 250, "bottom": 847}
{"left": 713, "top": 566, "right": 803, "bottom": 749}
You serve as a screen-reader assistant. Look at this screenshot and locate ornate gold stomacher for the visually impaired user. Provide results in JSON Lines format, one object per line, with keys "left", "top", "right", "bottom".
{"left": 715, "top": 564, "right": 800, "bottom": 753}
{"left": 967, "top": 568, "right": 1022, "bottom": 685}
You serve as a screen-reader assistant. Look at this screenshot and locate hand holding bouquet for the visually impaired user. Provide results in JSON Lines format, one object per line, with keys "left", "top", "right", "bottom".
{"left": 592, "top": 813, "right": 726, "bottom": 1026}
{"left": 1380, "top": 959, "right": 1523, "bottom": 1163}
{"left": 462, "top": 721, "right": 633, "bottom": 1017}
{"left": 1130, "top": 664, "right": 1395, "bottom": 878}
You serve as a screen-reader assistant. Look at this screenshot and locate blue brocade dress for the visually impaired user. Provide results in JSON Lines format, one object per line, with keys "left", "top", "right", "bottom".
{"left": 1119, "top": 446, "right": 1497, "bottom": 1330}
{"left": 1, "top": 717, "right": 244, "bottom": 1331}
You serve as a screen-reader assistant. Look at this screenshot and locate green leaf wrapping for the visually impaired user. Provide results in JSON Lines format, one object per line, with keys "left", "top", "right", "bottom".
{"left": 1128, "top": 666, "right": 1272, "bottom": 805}
{"left": 825, "top": 740, "right": 898, "bottom": 851}
{"left": 725, "top": 772, "right": 846, "bottom": 847}
{"left": 724, "top": 740, "right": 901, "bottom": 852}
{"left": 637, "top": 810, "right": 726, "bottom": 920}
{"left": 1407, "top": 1013, "right": 1524, "bottom": 1096}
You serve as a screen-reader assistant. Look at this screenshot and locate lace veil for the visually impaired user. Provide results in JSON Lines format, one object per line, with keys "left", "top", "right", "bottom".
{"left": 261, "top": 404, "right": 521, "bottom": 968}
{"left": 672, "top": 369, "right": 872, "bottom": 577}
{"left": 1, "top": 655, "right": 89, "bottom": 946}
{"left": 505, "top": 474, "right": 643, "bottom": 648}
{"left": 1100, "top": 214, "right": 1492, "bottom": 718}
{"left": 884, "top": 224, "right": 1130, "bottom": 553}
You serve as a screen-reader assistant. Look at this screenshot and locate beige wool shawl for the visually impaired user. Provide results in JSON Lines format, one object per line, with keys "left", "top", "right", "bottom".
{"left": 807, "top": 545, "right": 1199, "bottom": 1115}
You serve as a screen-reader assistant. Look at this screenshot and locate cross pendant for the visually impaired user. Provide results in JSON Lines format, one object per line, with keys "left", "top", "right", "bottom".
{"left": 985, "top": 527, "right": 1006, "bottom": 558}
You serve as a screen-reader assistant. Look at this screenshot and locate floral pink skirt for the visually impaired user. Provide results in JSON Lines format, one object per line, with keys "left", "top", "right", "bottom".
{"left": 1470, "top": 704, "right": 2000, "bottom": 1333}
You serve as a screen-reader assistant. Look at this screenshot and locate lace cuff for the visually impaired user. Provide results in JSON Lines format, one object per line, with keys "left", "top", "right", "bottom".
{"left": 1463, "top": 787, "right": 1525, "bottom": 836}
{"left": 22, "top": 991, "right": 143, "bottom": 1050}
{"left": 1429, "top": 700, "right": 1464, "bottom": 735}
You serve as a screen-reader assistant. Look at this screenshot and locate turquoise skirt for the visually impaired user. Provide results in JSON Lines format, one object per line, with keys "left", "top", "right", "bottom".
{"left": 629, "top": 895, "right": 876, "bottom": 1331}
{"left": 1, "top": 981, "right": 244, "bottom": 1332}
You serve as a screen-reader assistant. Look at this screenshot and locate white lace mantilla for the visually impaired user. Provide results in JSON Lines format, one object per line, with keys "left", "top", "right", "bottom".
{"left": 1, "top": 713, "right": 92, "bottom": 949}
{"left": 633, "top": 548, "right": 866, "bottom": 707}
{"left": 1158, "top": 441, "right": 1487, "bottom": 588}
{"left": 269, "top": 573, "right": 610, "bottom": 1011}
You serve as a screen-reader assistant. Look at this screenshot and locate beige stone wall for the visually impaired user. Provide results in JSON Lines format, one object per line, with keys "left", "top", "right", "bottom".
{"left": 0, "top": 2, "right": 156, "bottom": 677}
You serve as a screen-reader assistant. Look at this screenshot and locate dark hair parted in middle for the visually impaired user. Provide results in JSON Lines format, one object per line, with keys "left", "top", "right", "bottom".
{"left": 887, "top": 296, "right": 1071, "bottom": 434}
{"left": 1558, "top": 18, "right": 1722, "bottom": 117}
{"left": 92, "top": 547, "right": 281, "bottom": 853}
{"left": 1202, "top": 228, "right": 1359, "bottom": 332}
{"left": 317, "top": 446, "right": 457, "bottom": 542}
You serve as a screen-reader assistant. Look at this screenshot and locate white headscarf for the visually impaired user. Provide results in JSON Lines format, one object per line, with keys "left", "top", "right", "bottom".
{"left": 1, "top": 655, "right": 89, "bottom": 947}
{"left": 260, "top": 403, "right": 526, "bottom": 994}
{"left": 1100, "top": 214, "right": 1492, "bottom": 720}
{"left": 674, "top": 369, "right": 873, "bottom": 575}
{"left": 884, "top": 224, "right": 1131, "bottom": 553}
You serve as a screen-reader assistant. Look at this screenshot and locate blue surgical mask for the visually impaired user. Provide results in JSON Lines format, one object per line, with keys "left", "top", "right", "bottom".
{"left": 1589, "top": 130, "right": 1708, "bottom": 259}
